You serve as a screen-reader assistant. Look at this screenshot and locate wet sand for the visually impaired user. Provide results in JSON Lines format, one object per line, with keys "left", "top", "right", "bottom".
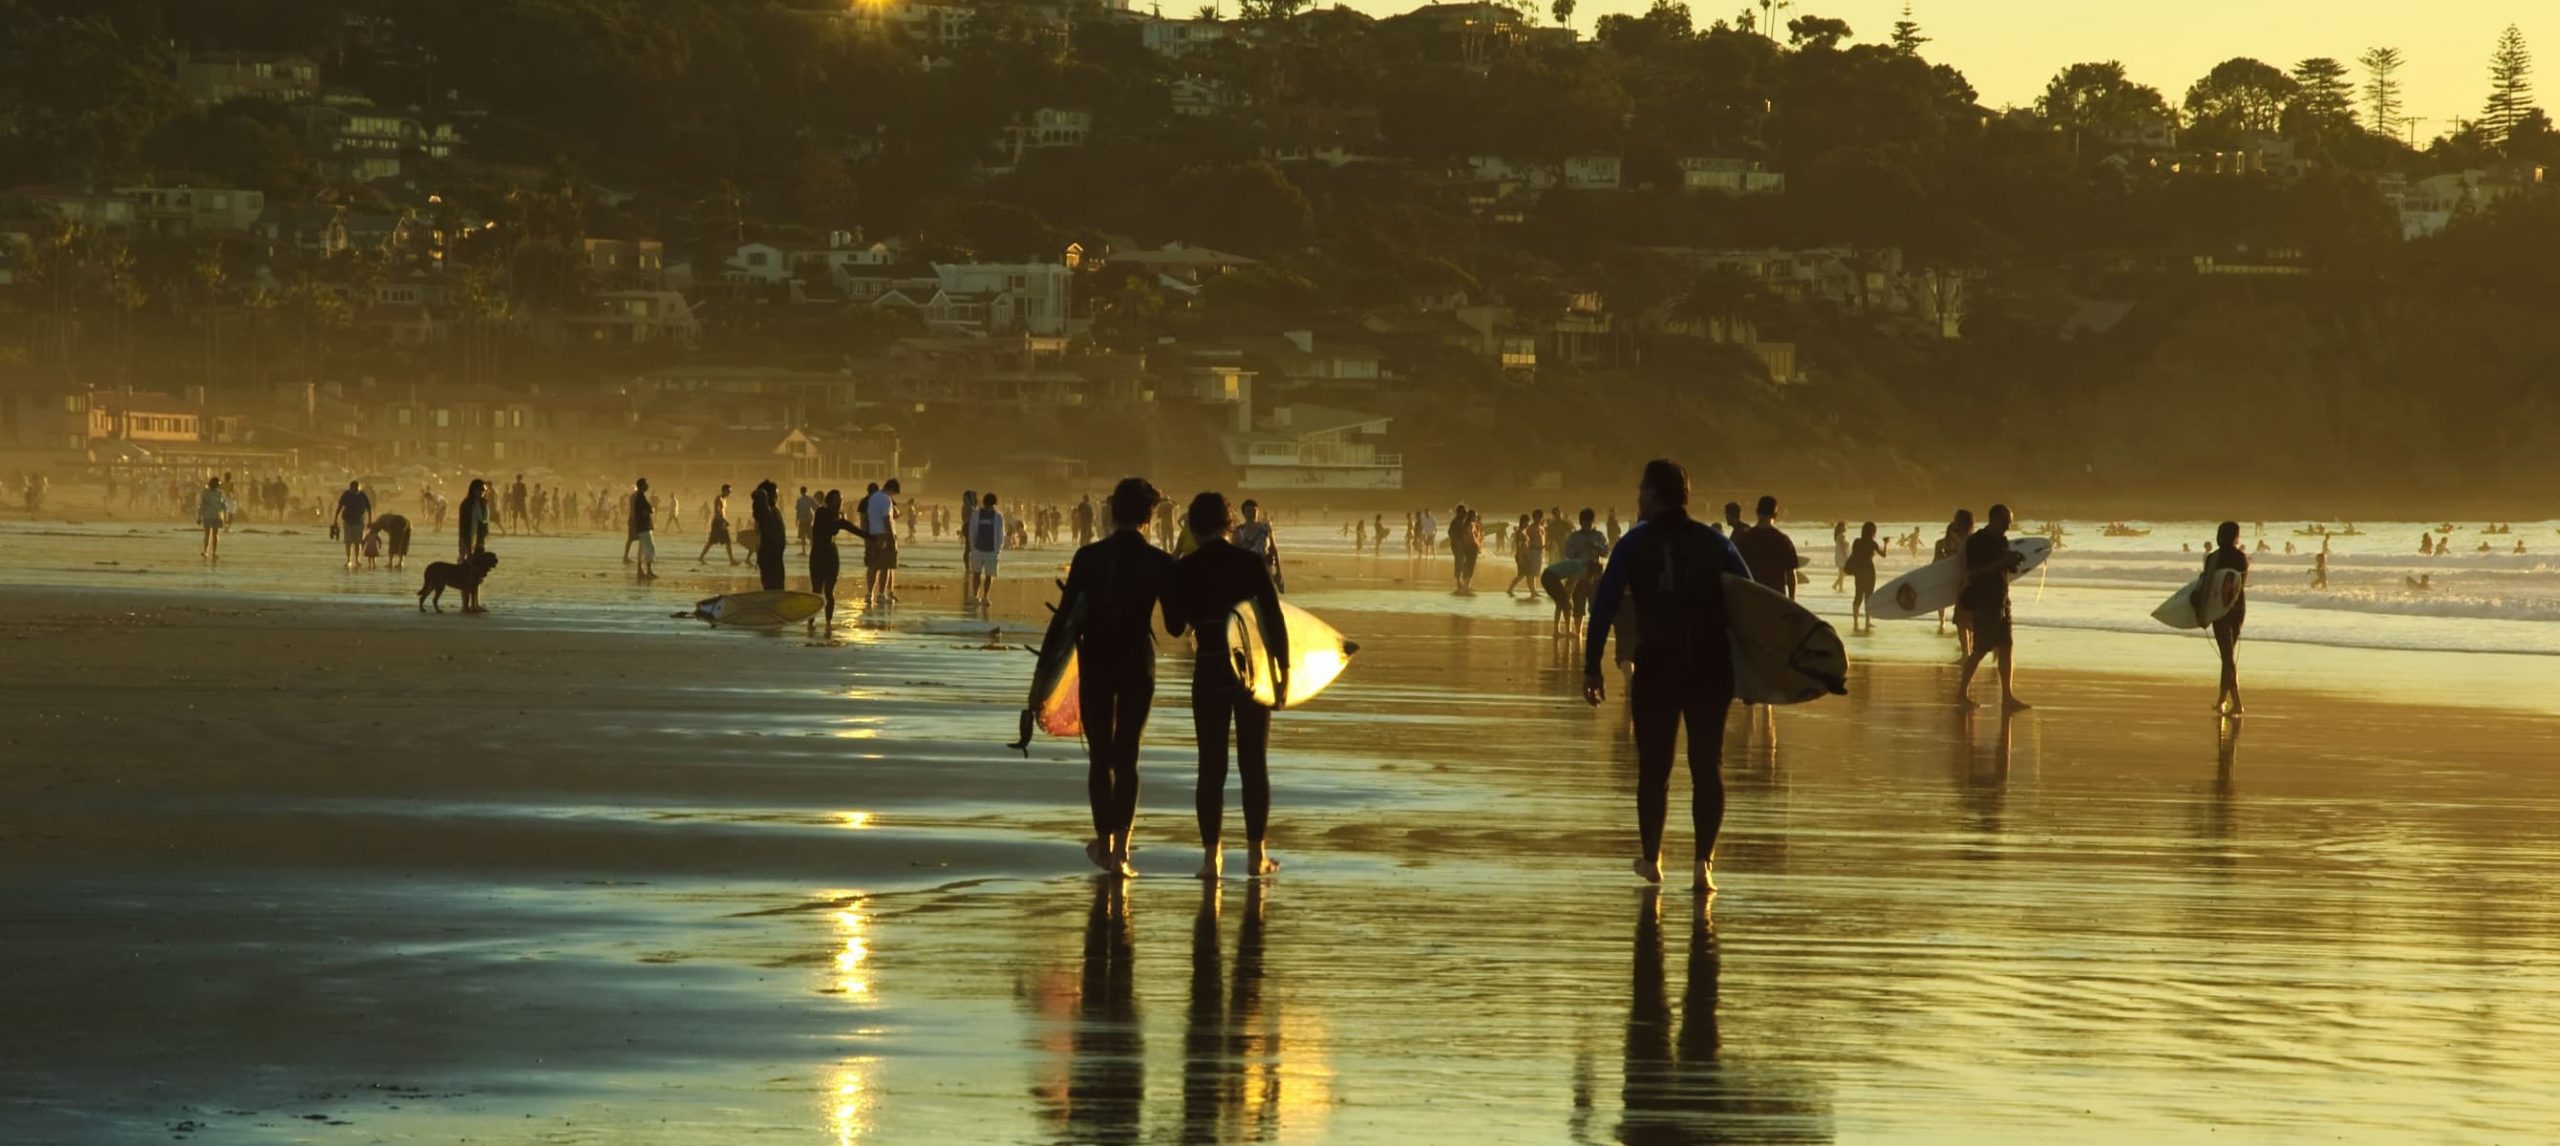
{"left": 5, "top": 582, "right": 2560, "bottom": 1143}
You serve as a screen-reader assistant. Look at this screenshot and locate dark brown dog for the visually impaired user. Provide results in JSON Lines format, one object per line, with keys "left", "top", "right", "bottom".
{"left": 418, "top": 551, "right": 499, "bottom": 613}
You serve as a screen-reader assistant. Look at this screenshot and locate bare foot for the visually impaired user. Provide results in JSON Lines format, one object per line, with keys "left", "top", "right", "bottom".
{"left": 1693, "top": 862, "right": 1718, "bottom": 893}
{"left": 2002, "top": 697, "right": 2033, "bottom": 712}
{"left": 1084, "top": 838, "right": 1113, "bottom": 874}
{"left": 1632, "top": 856, "right": 1663, "bottom": 884}
{"left": 1114, "top": 850, "right": 1138, "bottom": 878}
{"left": 1959, "top": 695, "right": 1980, "bottom": 709}
{"left": 1247, "top": 847, "right": 1279, "bottom": 877}
{"left": 1195, "top": 854, "right": 1223, "bottom": 882}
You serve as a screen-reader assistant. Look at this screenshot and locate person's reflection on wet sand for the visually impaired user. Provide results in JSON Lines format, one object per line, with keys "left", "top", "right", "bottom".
{"left": 1183, "top": 880, "right": 1275, "bottom": 1144}
{"left": 1953, "top": 709, "right": 2013, "bottom": 848}
{"left": 1067, "top": 879, "right": 1142, "bottom": 1145}
{"left": 1618, "top": 890, "right": 1832, "bottom": 1144}
{"left": 2196, "top": 717, "right": 2242, "bottom": 855}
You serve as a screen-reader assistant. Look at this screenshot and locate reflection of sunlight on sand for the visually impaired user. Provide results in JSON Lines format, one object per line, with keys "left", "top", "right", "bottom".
{"left": 833, "top": 903, "right": 870, "bottom": 998}
{"left": 827, "top": 715, "right": 886, "bottom": 741}
{"left": 825, "top": 899, "right": 875, "bottom": 1142}
{"left": 1262, "top": 1012, "right": 1334, "bottom": 1139}
{"left": 828, "top": 1064, "right": 870, "bottom": 1144}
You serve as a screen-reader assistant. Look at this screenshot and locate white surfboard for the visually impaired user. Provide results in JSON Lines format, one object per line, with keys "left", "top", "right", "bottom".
{"left": 1227, "top": 600, "right": 1357, "bottom": 709}
{"left": 1608, "top": 576, "right": 1849, "bottom": 705}
{"left": 2151, "top": 567, "right": 2245, "bottom": 630}
{"left": 1866, "top": 536, "right": 2053, "bottom": 622}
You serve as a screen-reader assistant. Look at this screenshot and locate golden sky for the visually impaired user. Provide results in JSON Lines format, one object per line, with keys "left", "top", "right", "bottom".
{"left": 1463, "top": 0, "right": 2538, "bottom": 140}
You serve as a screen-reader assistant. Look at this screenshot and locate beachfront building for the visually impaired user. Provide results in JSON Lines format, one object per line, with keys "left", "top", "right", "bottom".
{"left": 1223, "top": 405, "right": 1403, "bottom": 491}
{"left": 1677, "top": 157, "right": 1787, "bottom": 195}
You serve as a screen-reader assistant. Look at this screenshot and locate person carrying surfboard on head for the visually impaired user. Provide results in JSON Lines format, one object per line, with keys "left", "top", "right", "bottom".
{"left": 1583, "top": 459, "right": 1753, "bottom": 893}
{"left": 1031, "top": 477, "right": 1177, "bottom": 878}
{"left": 2204, "top": 521, "right": 2250, "bottom": 717}
{"left": 1954, "top": 504, "right": 2029, "bottom": 712}
{"left": 1164, "top": 491, "right": 1289, "bottom": 882}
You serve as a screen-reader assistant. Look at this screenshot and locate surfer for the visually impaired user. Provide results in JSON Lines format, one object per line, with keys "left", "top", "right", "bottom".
{"left": 1584, "top": 460, "right": 1751, "bottom": 892}
{"left": 699, "top": 484, "right": 738, "bottom": 565}
{"left": 1164, "top": 491, "right": 1290, "bottom": 881}
{"left": 334, "top": 480, "right": 371, "bottom": 570}
{"left": 1733, "top": 496, "right": 1798, "bottom": 601}
{"left": 748, "top": 482, "right": 786, "bottom": 591}
{"left": 808, "top": 490, "right": 869, "bottom": 627}
{"left": 458, "top": 479, "right": 492, "bottom": 561}
{"left": 2204, "top": 521, "right": 2249, "bottom": 716}
{"left": 1042, "top": 477, "right": 1177, "bottom": 878}
{"left": 196, "top": 477, "right": 232, "bottom": 560}
{"left": 1233, "top": 499, "right": 1285, "bottom": 593}
{"left": 1846, "top": 522, "right": 1885, "bottom": 632}
{"left": 966, "top": 492, "right": 1005, "bottom": 606}
{"left": 1953, "top": 504, "right": 2028, "bottom": 712}
{"left": 629, "top": 477, "right": 658, "bottom": 580}
{"left": 2310, "top": 550, "right": 2330, "bottom": 589}
{"left": 1937, "top": 510, "right": 1975, "bottom": 649}
{"left": 365, "top": 513, "right": 413, "bottom": 571}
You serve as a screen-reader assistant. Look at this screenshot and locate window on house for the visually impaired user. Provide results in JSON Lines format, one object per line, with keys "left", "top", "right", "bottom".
{"left": 433, "top": 409, "right": 449, "bottom": 428}
{"left": 510, "top": 410, "right": 524, "bottom": 427}
{"left": 492, "top": 442, "right": 505, "bottom": 459}
{"left": 396, "top": 408, "right": 413, "bottom": 425}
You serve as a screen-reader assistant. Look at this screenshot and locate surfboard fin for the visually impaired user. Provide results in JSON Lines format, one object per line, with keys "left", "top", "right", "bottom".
{"left": 1006, "top": 708, "right": 1034, "bottom": 756}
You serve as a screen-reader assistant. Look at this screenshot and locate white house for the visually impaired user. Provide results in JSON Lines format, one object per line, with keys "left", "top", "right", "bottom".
{"left": 1676, "top": 157, "right": 1786, "bottom": 195}
{"left": 1562, "top": 155, "right": 1622, "bottom": 191}
{"left": 1224, "top": 405, "right": 1402, "bottom": 491}
{"left": 871, "top": 262, "right": 1071, "bottom": 336}
{"left": 1136, "top": 16, "right": 1227, "bottom": 56}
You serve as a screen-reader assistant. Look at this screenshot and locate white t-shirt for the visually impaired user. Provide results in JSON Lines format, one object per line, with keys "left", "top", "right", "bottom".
{"left": 1234, "top": 520, "right": 1273, "bottom": 557}
{"left": 863, "top": 491, "right": 894, "bottom": 534}
{"left": 971, "top": 509, "right": 1006, "bottom": 553}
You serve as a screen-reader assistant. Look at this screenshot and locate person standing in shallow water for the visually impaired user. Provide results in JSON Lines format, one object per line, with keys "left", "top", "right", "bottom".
{"left": 807, "top": 490, "right": 869, "bottom": 627}
{"left": 1038, "top": 477, "right": 1176, "bottom": 877}
{"left": 2205, "top": 520, "right": 2250, "bottom": 716}
{"left": 1583, "top": 459, "right": 1751, "bottom": 892}
{"left": 1845, "top": 521, "right": 1885, "bottom": 632}
{"left": 1164, "top": 491, "right": 1289, "bottom": 881}
{"left": 628, "top": 477, "right": 657, "bottom": 580}
{"left": 196, "top": 477, "right": 232, "bottom": 560}
{"left": 752, "top": 481, "right": 788, "bottom": 592}
{"left": 1954, "top": 503, "right": 2029, "bottom": 711}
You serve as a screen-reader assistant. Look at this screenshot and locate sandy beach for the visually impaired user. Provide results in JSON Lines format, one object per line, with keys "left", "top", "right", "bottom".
{"left": 6, "top": 525, "right": 2560, "bottom": 1143}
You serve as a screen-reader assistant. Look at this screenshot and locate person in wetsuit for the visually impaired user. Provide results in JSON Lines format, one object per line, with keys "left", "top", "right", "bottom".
{"left": 1583, "top": 459, "right": 1752, "bottom": 892}
{"left": 751, "top": 481, "right": 788, "bottom": 591}
{"left": 1845, "top": 521, "right": 1886, "bottom": 632}
{"left": 1038, "top": 477, "right": 1177, "bottom": 877}
{"left": 458, "top": 479, "right": 491, "bottom": 561}
{"left": 1163, "top": 491, "right": 1288, "bottom": 881}
{"left": 2205, "top": 520, "right": 2250, "bottom": 717}
{"left": 808, "top": 489, "right": 870, "bottom": 628}
{"left": 1954, "top": 503, "right": 2028, "bottom": 711}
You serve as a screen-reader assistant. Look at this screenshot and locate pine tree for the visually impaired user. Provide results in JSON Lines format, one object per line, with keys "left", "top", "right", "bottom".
{"left": 2484, "top": 24, "right": 2534, "bottom": 145}
{"left": 2289, "top": 57, "right": 2358, "bottom": 139}
{"left": 2359, "top": 46, "right": 2404, "bottom": 139}
{"left": 1889, "top": 3, "right": 1926, "bottom": 56}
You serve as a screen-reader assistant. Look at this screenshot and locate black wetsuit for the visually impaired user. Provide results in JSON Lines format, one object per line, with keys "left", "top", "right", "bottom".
{"left": 1042, "top": 529, "right": 1176, "bottom": 844}
{"left": 1164, "top": 538, "right": 1288, "bottom": 851}
{"left": 2205, "top": 544, "right": 2249, "bottom": 649}
{"left": 1847, "top": 536, "right": 1884, "bottom": 600}
{"left": 753, "top": 494, "right": 787, "bottom": 591}
{"left": 1585, "top": 511, "right": 1750, "bottom": 865}
{"left": 808, "top": 506, "right": 866, "bottom": 599}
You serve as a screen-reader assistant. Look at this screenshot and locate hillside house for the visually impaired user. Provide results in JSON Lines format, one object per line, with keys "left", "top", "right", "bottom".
{"left": 1224, "top": 405, "right": 1402, "bottom": 491}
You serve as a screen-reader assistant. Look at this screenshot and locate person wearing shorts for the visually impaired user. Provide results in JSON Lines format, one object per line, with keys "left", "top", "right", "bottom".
{"left": 967, "top": 491, "right": 1005, "bottom": 605}
{"left": 861, "top": 478, "right": 901, "bottom": 606}
{"left": 698, "top": 484, "right": 736, "bottom": 565}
